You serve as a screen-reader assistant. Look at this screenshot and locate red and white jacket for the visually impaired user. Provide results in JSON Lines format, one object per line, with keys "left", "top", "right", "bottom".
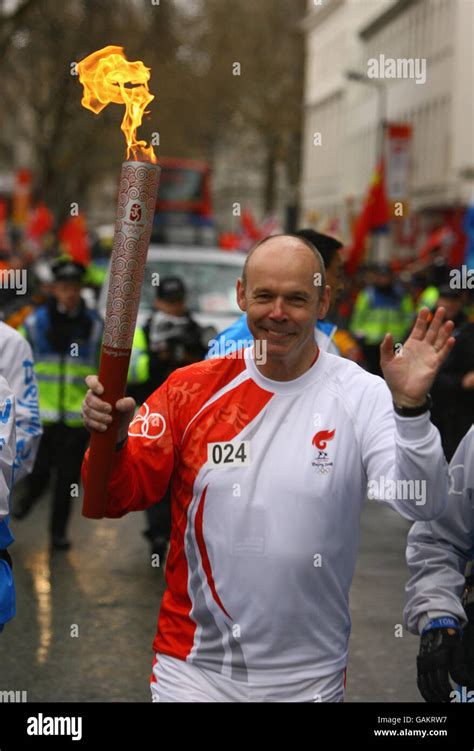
{"left": 82, "top": 347, "right": 449, "bottom": 685}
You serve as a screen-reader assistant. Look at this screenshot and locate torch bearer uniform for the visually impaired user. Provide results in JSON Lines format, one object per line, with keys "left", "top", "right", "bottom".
{"left": 83, "top": 346, "right": 449, "bottom": 701}
{"left": 0, "top": 321, "right": 42, "bottom": 483}
{"left": 404, "top": 427, "right": 474, "bottom": 699}
{"left": 405, "top": 426, "right": 474, "bottom": 635}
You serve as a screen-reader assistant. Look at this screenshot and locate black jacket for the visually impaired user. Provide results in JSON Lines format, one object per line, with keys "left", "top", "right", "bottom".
{"left": 431, "top": 313, "right": 474, "bottom": 460}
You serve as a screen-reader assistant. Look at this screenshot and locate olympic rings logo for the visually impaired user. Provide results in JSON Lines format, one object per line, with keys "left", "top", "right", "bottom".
{"left": 315, "top": 465, "right": 331, "bottom": 475}
{"left": 128, "top": 403, "right": 166, "bottom": 440}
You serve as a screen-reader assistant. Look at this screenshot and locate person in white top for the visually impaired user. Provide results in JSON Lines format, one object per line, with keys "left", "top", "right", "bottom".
{"left": 82, "top": 234, "right": 455, "bottom": 702}
{"left": 0, "top": 321, "right": 41, "bottom": 633}
{"left": 405, "top": 425, "right": 474, "bottom": 702}
{"left": 0, "top": 376, "right": 15, "bottom": 523}
{"left": 0, "top": 321, "right": 42, "bottom": 483}
{"left": 0, "top": 374, "right": 16, "bottom": 632}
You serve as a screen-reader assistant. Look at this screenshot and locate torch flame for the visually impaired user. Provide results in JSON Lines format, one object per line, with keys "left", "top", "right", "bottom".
{"left": 77, "top": 45, "right": 157, "bottom": 164}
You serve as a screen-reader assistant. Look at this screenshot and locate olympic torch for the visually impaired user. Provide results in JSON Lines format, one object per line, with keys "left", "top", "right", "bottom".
{"left": 77, "top": 46, "right": 160, "bottom": 518}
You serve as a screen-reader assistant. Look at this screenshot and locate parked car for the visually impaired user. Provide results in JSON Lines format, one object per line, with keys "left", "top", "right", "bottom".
{"left": 98, "top": 246, "right": 246, "bottom": 341}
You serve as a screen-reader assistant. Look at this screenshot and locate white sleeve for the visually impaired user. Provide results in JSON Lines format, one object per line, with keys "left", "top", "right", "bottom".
{"left": 404, "top": 427, "right": 474, "bottom": 634}
{"left": 0, "top": 377, "right": 16, "bottom": 522}
{"left": 2, "top": 328, "right": 42, "bottom": 483}
{"left": 360, "top": 378, "right": 449, "bottom": 522}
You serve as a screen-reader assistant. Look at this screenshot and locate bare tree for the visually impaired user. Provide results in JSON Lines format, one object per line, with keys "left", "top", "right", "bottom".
{"left": 0, "top": 0, "right": 182, "bottom": 225}
{"left": 0, "top": 0, "right": 305, "bottom": 229}
{"left": 186, "top": 0, "right": 306, "bottom": 213}
{"left": 0, "top": 0, "right": 39, "bottom": 59}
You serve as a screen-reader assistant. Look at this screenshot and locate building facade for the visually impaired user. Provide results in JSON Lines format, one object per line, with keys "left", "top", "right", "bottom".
{"left": 300, "top": 0, "right": 474, "bottom": 259}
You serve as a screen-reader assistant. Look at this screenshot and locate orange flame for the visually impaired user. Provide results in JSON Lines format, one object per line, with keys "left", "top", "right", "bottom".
{"left": 77, "top": 45, "right": 157, "bottom": 164}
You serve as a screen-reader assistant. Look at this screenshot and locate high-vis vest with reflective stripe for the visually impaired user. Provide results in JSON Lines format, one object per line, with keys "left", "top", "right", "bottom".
{"left": 350, "top": 287, "right": 414, "bottom": 345}
{"left": 19, "top": 305, "right": 103, "bottom": 427}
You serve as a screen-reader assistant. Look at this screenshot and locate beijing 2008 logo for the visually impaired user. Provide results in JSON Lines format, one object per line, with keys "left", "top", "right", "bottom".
{"left": 312, "top": 428, "right": 336, "bottom": 474}
{"left": 129, "top": 203, "right": 142, "bottom": 222}
{"left": 128, "top": 403, "right": 166, "bottom": 440}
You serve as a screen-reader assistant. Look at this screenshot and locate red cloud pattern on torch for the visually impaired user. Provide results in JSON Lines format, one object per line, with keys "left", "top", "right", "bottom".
{"left": 103, "top": 161, "right": 160, "bottom": 351}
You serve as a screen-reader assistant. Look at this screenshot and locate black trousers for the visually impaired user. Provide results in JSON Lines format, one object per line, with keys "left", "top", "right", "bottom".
{"left": 22, "top": 423, "right": 90, "bottom": 538}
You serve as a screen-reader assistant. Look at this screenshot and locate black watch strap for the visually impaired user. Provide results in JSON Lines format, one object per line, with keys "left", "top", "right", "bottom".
{"left": 393, "top": 393, "right": 433, "bottom": 417}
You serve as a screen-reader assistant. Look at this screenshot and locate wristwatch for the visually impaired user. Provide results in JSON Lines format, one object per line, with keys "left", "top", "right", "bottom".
{"left": 393, "top": 393, "right": 433, "bottom": 417}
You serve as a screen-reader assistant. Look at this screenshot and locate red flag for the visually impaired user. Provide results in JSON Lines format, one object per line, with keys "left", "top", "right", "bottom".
{"left": 58, "top": 214, "right": 90, "bottom": 266}
{"left": 367, "top": 161, "right": 389, "bottom": 229}
{"left": 346, "top": 206, "right": 370, "bottom": 276}
{"left": 241, "top": 208, "right": 261, "bottom": 242}
{"left": 26, "top": 203, "right": 54, "bottom": 241}
{"left": 346, "top": 160, "right": 389, "bottom": 275}
{"left": 219, "top": 232, "right": 240, "bottom": 250}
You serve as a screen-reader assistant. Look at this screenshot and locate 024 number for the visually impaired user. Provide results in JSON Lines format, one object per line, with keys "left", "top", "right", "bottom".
{"left": 207, "top": 441, "right": 250, "bottom": 468}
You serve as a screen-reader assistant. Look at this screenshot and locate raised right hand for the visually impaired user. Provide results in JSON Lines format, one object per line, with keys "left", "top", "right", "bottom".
{"left": 82, "top": 375, "right": 136, "bottom": 443}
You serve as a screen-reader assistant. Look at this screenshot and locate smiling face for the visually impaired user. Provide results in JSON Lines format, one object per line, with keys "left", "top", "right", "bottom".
{"left": 236, "top": 236, "right": 330, "bottom": 378}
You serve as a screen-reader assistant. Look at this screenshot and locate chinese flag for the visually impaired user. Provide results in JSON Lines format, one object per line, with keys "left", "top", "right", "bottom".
{"left": 346, "top": 160, "right": 389, "bottom": 275}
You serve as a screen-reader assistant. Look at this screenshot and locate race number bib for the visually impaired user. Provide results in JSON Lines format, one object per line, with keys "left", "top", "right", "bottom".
{"left": 207, "top": 441, "right": 250, "bottom": 468}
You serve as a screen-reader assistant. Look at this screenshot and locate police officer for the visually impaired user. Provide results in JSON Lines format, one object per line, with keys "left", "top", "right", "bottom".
{"left": 350, "top": 264, "right": 414, "bottom": 375}
{"left": 144, "top": 277, "right": 208, "bottom": 388}
{"left": 13, "top": 259, "right": 103, "bottom": 549}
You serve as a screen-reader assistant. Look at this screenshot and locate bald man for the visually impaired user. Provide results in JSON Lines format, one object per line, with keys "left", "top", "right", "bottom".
{"left": 81, "top": 234, "right": 455, "bottom": 702}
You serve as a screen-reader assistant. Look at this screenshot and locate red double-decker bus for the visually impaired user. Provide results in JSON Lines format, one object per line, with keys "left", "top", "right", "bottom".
{"left": 152, "top": 157, "right": 216, "bottom": 246}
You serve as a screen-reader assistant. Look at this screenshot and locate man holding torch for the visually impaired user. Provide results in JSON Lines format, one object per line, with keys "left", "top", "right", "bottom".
{"left": 82, "top": 233, "right": 455, "bottom": 702}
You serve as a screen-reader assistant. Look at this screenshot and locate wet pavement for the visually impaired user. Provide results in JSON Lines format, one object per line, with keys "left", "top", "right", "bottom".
{"left": 0, "top": 488, "right": 421, "bottom": 702}
{"left": 1, "top": 486, "right": 164, "bottom": 702}
{"left": 345, "top": 501, "right": 420, "bottom": 702}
